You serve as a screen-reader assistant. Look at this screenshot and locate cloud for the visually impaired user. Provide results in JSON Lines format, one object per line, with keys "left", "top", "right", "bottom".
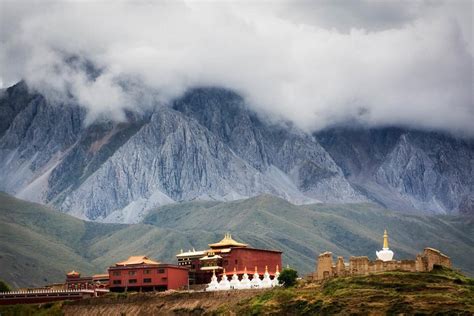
{"left": 0, "top": 0, "right": 472, "bottom": 136}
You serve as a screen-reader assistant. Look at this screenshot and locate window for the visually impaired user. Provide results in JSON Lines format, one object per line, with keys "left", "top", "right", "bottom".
{"left": 113, "top": 271, "right": 120, "bottom": 276}
{"left": 143, "top": 278, "right": 152, "bottom": 283}
{"left": 144, "top": 270, "right": 151, "bottom": 275}
{"left": 223, "top": 260, "right": 228, "bottom": 266}
{"left": 129, "top": 279, "right": 137, "bottom": 284}
{"left": 128, "top": 271, "right": 136, "bottom": 276}
{"left": 113, "top": 280, "right": 121, "bottom": 285}
{"left": 157, "top": 269, "right": 165, "bottom": 274}
{"left": 235, "top": 259, "right": 238, "bottom": 264}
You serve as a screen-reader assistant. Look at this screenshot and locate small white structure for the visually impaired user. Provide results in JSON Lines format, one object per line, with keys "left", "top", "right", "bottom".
{"left": 250, "top": 267, "right": 262, "bottom": 289}
{"left": 272, "top": 265, "right": 280, "bottom": 287}
{"left": 206, "top": 270, "right": 219, "bottom": 291}
{"left": 376, "top": 229, "right": 394, "bottom": 261}
{"left": 240, "top": 267, "right": 252, "bottom": 289}
{"left": 229, "top": 268, "right": 240, "bottom": 289}
{"left": 218, "top": 269, "right": 231, "bottom": 290}
{"left": 261, "top": 266, "right": 273, "bottom": 288}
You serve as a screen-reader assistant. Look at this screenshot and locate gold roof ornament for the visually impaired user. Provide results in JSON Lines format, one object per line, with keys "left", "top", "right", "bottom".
{"left": 383, "top": 229, "right": 389, "bottom": 249}
{"left": 208, "top": 233, "right": 248, "bottom": 248}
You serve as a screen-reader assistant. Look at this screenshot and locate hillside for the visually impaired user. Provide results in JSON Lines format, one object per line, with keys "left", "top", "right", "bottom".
{"left": 4, "top": 267, "right": 472, "bottom": 315}
{"left": 1, "top": 193, "right": 473, "bottom": 289}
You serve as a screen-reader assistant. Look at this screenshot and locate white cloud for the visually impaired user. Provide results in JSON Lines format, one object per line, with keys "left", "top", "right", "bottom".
{"left": 0, "top": 0, "right": 472, "bottom": 136}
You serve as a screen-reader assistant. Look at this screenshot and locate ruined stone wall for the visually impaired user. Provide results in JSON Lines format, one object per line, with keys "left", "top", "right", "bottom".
{"left": 335, "top": 257, "right": 346, "bottom": 277}
{"left": 349, "top": 257, "right": 369, "bottom": 276}
{"left": 423, "top": 248, "right": 452, "bottom": 270}
{"left": 399, "top": 260, "right": 417, "bottom": 272}
{"left": 316, "top": 252, "right": 334, "bottom": 280}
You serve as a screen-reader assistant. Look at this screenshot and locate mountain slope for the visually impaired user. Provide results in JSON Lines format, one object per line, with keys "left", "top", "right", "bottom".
{"left": 1, "top": 193, "right": 473, "bottom": 288}
{"left": 0, "top": 81, "right": 473, "bottom": 222}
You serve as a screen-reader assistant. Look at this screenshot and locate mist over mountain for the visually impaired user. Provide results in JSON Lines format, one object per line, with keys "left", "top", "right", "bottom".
{"left": 0, "top": 81, "right": 472, "bottom": 223}
{"left": 1, "top": 1, "right": 473, "bottom": 136}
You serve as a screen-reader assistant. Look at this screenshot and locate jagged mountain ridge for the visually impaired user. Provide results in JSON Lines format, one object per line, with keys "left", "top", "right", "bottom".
{"left": 0, "top": 82, "right": 472, "bottom": 222}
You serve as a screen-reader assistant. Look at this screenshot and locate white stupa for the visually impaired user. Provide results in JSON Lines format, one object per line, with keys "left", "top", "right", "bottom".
{"left": 250, "top": 266, "right": 262, "bottom": 289}
{"left": 376, "top": 229, "right": 394, "bottom": 261}
{"left": 272, "top": 265, "right": 280, "bottom": 287}
{"left": 240, "top": 267, "right": 251, "bottom": 289}
{"left": 229, "top": 267, "right": 241, "bottom": 289}
{"left": 261, "top": 266, "right": 272, "bottom": 288}
{"left": 207, "top": 269, "right": 219, "bottom": 291}
{"left": 218, "top": 269, "right": 231, "bottom": 290}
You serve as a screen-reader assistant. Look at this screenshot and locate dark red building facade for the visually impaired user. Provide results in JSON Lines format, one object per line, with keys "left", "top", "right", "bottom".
{"left": 176, "top": 234, "right": 282, "bottom": 284}
{"left": 108, "top": 256, "right": 188, "bottom": 292}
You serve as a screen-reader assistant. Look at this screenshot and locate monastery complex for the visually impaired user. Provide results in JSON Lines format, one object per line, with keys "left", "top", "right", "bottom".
{"left": 1, "top": 231, "right": 456, "bottom": 305}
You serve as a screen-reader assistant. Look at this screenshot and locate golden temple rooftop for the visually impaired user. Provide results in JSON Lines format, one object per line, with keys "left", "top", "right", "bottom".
{"left": 208, "top": 233, "right": 248, "bottom": 248}
{"left": 115, "top": 255, "right": 160, "bottom": 266}
{"left": 66, "top": 270, "right": 80, "bottom": 276}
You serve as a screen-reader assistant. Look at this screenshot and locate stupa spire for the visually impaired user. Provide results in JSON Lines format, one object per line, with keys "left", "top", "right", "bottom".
{"left": 383, "top": 229, "right": 389, "bottom": 249}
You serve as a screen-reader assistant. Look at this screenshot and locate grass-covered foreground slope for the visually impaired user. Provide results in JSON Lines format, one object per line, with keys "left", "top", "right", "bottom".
{"left": 232, "top": 267, "right": 474, "bottom": 315}
{"left": 1, "top": 192, "right": 473, "bottom": 288}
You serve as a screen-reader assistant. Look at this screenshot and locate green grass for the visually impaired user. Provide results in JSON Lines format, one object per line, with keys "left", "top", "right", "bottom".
{"left": 0, "top": 301, "right": 64, "bottom": 316}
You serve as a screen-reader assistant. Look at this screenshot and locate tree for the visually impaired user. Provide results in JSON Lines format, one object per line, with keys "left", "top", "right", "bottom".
{"left": 278, "top": 268, "right": 298, "bottom": 287}
{"left": 0, "top": 279, "right": 11, "bottom": 292}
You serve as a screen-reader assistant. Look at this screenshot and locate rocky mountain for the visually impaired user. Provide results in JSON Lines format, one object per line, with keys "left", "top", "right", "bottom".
{"left": 0, "top": 82, "right": 472, "bottom": 222}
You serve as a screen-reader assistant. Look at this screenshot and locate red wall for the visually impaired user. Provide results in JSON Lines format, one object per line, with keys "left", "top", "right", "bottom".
{"left": 108, "top": 265, "right": 188, "bottom": 290}
{"left": 221, "top": 248, "right": 282, "bottom": 275}
{"left": 166, "top": 267, "right": 189, "bottom": 290}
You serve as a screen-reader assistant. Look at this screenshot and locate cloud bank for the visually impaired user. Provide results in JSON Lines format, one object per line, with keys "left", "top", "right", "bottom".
{"left": 0, "top": 0, "right": 473, "bottom": 136}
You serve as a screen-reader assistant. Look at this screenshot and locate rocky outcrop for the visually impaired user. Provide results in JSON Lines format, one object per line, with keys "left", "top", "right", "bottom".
{"left": 317, "top": 128, "right": 474, "bottom": 214}
{"left": 0, "top": 82, "right": 472, "bottom": 222}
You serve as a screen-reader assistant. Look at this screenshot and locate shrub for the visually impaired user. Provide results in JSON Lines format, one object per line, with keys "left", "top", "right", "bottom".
{"left": 0, "top": 279, "right": 10, "bottom": 292}
{"left": 279, "top": 268, "right": 298, "bottom": 287}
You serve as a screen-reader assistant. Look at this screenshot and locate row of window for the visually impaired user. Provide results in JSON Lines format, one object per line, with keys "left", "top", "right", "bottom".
{"left": 111, "top": 269, "right": 165, "bottom": 276}
{"left": 112, "top": 278, "right": 156, "bottom": 285}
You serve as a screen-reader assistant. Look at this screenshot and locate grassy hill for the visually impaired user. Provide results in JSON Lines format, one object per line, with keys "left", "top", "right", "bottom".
{"left": 232, "top": 266, "right": 474, "bottom": 315}
{"left": 0, "top": 192, "right": 473, "bottom": 289}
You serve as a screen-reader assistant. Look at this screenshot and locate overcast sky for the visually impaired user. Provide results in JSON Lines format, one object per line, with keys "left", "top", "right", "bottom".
{"left": 0, "top": 0, "right": 473, "bottom": 136}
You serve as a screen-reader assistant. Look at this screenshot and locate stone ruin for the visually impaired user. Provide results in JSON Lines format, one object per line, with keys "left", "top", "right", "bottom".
{"left": 314, "top": 247, "right": 452, "bottom": 280}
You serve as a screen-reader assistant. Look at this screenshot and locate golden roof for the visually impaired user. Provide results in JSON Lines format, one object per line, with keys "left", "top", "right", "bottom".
{"left": 115, "top": 256, "right": 160, "bottom": 266}
{"left": 67, "top": 270, "right": 80, "bottom": 276}
{"left": 208, "top": 233, "right": 248, "bottom": 248}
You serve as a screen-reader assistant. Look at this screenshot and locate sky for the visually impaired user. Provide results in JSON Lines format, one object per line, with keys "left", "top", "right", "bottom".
{"left": 0, "top": 0, "right": 473, "bottom": 135}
